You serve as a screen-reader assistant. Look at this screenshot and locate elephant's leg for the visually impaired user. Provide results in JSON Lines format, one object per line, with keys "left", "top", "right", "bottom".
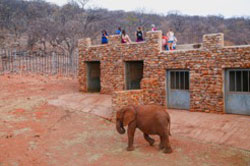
{"left": 127, "top": 122, "right": 136, "bottom": 151}
{"left": 159, "top": 136, "right": 164, "bottom": 150}
{"left": 143, "top": 133, "right": 155, "bottom": 146}
{"left": 163, "top": 134, "right": 172, "bottom": 154}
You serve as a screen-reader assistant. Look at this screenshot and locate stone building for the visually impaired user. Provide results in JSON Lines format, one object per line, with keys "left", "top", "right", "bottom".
{"left": 78, "top": 31, "right": 250, "bottom": 116}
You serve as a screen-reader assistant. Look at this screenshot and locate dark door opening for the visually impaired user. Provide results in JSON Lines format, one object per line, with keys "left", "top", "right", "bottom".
{"left": 125, "top": 61, "right": 143, "bottom": 90}
{"left": 87, "top": 61, "right": 101, "bottom": 92}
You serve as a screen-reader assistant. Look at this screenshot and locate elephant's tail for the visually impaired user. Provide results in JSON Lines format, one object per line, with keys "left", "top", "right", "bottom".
{"left": 168, "top": 117, "right": 171, "bottom": 136}
{"left": 165, "top": 110, "right": 171, "bottom": 136}
{"left": 164, "top": 109, "right": 171, "bottom": 136}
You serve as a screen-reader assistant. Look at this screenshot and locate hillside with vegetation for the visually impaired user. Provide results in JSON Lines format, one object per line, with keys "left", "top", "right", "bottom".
{"left": 0, "top": 0, "right": 249, "bottom": 56}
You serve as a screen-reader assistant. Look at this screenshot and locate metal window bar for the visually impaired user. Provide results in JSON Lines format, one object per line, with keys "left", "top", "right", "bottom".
{"left": 186, "top": 72, "right": 188, "bottom": 90}
{"left": 229, "top": 71, "right": 230, "bottom": 91}
{"left": 183, "top": 72, "right": 186, "bottom": 90}
{"left": 241, "top": 71, "right": 243, "bottom": 92}
{"left": 179, "top": 72, "right": 181, "bottom": 89}
{"left": 183, "top": 72, "right": 185, "bottom": 90}
{"left": 235, "top": 71, "right": 236, "bottom": 91}
{"left": 175, "top": 72, "right": 176, "bottom": 89}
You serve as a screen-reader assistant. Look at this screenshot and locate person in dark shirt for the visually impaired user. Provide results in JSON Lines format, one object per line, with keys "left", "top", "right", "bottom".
{"left": 135, "top": 26, "right": 144, "bottom": 42}
{"left": 101, "top": 30, "right": 108, "bottom": 44}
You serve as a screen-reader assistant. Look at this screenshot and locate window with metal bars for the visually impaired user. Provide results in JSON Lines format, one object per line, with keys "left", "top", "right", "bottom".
{"left": 229, "top": 70, "right": 250, "bottom": 92}
{"left": 170, "top": 71, "right": 189, "bottom": 90}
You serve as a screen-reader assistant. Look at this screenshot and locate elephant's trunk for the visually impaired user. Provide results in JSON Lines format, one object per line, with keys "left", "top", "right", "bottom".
{"left": 116, "top": 121, "right": 125, "bottom": 134}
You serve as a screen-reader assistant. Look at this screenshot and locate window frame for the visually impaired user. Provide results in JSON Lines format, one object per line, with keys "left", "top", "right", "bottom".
{"left": 228, "top": 69, "right": 250, "bottom": 93}
{"left": 169, "top": 70, "right": 190, "bottom": 91}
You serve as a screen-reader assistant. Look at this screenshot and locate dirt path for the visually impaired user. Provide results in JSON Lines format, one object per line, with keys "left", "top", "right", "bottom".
{"left": 0, "top": 74, "right": 249, "bottom": 166}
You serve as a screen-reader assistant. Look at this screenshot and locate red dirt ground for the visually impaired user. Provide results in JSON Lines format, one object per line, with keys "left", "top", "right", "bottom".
{"left": 0, "top": 74, "right": 249, "bottom": 166}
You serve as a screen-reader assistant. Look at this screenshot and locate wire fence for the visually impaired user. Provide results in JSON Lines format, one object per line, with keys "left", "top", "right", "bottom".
{"left": 0, "top": 49, "right": 78, "bottom": 77}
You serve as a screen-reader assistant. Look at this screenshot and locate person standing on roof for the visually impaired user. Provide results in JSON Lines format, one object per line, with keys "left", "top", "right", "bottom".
{"left": 121, "top": 30, "right": 131, "bottom": 44}
{"left": 101, "top": 30, "right": 108, "bottom": 44}
{"left": 162, "top": 33, "right": 169, "bottom": 50}
{"left": 151, "top": 24, "right": 157, "bottom": 31}
{"left": 167, "top": 29, "right": 175, "bottom": 50}
{"left": 115, "top": 27, "right": 121, "bottom": 35}
{"left": 135, "top": 26, "right": 144, "bottom": 42}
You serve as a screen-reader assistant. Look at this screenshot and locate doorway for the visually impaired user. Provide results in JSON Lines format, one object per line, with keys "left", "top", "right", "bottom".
{"left": 125, "top": 61, "right": 143, "bottom": 90}
{"left": 86, "top": 61, "right": 101, "bottom": 92}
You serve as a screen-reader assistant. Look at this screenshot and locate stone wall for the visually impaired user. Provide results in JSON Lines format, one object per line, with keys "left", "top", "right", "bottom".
{"left": 112, "top": 78, "right": 162, "bottom": 111}
{"left": 78, "top": 31, "right": 250, "bottom": 115}
{"left": 78, "top": 31, "right": 162, "bottom": 94}
{"left": 112, "top": 90, "right": 144, "bottom": 120}
{"left": 111, "top": 78, "right": 162, "bottom": 121}
{"left": 157, "top": 46, "right": 250, "bottom": 113}
{"left": 203, "top": 33, "right": 224, "bottom": 49}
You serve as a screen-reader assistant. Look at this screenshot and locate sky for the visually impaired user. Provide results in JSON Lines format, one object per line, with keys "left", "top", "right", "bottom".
{"left": 46, "top": 0, "right": 250, "bottom": 18}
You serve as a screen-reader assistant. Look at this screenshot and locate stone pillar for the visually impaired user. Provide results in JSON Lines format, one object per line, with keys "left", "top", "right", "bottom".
{"left": 78, "top": 38, "right": 91, "bottom": 66}
{"left": 78, "top": 38, "right": 91, "bottom": 92}
{"left": 78, "top": 38, "right": 91, "bottom": 51}
{"left": 146, "top": 31, "right": 162, "bottom": 52}
{"left": 202, "top": 33, "right": 224, "bottom": 49}
{"left": 108, "top": 35, "right": 121, "bottom": 45}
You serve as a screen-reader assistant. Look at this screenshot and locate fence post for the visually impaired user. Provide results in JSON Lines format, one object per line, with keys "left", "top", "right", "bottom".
{"left": 0, "top": 50, "right": 2, "bottom": 75}
{"left": 52, "top": 52, "right": 56, "bottom": 75}
{"left": 13, "top": 49, "right": 17, "bottom": 73}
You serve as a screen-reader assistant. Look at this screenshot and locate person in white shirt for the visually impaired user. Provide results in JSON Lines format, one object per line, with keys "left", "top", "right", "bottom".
{"left": 167, "top": 29, "right": 175, "bottom": 50}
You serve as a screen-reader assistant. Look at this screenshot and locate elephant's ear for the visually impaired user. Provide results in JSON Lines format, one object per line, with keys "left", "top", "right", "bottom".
{"left": 123, "top": 107, "right": 136, "bottom": 126}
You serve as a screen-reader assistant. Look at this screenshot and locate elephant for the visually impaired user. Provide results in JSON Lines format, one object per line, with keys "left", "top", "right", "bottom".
{"left": 116, "top": 104, "right": 172, "bottom": 153}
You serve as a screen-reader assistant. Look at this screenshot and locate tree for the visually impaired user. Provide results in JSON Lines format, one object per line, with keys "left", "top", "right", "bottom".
{"left": 1, "top": 0, "right": 250, "bottom": 50}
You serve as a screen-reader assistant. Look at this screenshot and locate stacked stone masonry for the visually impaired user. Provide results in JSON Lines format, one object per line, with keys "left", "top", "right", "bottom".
{"left": 78, "top": 31, "right": 250, "bottom": 114}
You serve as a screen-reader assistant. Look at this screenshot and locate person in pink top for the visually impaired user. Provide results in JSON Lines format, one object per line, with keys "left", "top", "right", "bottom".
{"left": 151, "top": 24, "right": 157, "bottom": 31}
{"left": 121, "top": 30, "right": 132, "bottom": 44}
